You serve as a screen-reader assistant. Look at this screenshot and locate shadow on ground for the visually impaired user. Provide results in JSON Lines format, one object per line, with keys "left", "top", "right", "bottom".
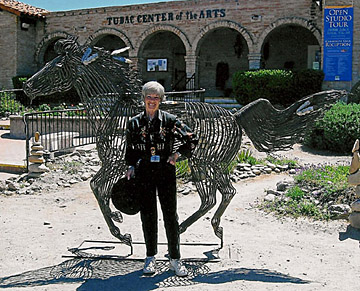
{"left": 339, "top": 225, "right": 360, "bottom": 243}
{"left": 296, "top": 144, "right": 350, "bottom": 158}
{"left": 0, "top": 257, "right": 310, "bottom": 290}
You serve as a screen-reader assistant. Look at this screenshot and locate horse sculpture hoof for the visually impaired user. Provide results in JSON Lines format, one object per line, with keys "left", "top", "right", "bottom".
{"left": 111, "top": 211, "right": 124, "bottom": 223}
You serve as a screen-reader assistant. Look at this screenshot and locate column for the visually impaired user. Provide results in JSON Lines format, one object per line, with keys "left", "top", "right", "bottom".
{"left": 184, "top": 55, "right": 198, "bottom": 90}
{"left": 248, "top": 53, "right": 262, "bottom": 70}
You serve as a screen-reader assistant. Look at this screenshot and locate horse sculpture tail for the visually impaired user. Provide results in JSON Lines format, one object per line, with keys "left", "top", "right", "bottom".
{"left": 234, "top": 90, "right": 346, "bottom": 152}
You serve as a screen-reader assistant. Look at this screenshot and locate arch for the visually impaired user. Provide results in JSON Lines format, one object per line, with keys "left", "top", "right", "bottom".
{"left": 257, "top": 17, "right": 321, "bottom": 51}
{"left": 193, "top": 20, "right": 254, "bottom": 55}
{"left": 86, "top": 28, "right": 133, "bottom": 50}
{"left": 35, "top": 31, "right": 72, "bottom": 65}
{"left": 135, "top": 24, "right": 191, "bottom": 56}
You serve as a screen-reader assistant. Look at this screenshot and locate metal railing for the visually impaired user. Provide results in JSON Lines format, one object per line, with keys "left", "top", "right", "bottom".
{"left": 165, "top": 89, "right": 205, "bottom": 102}
{"left": 22, "top": 89, "right": 206, "bottom": 169}
{"left": 24, "top": 108, "right": 96, "bottom": 169}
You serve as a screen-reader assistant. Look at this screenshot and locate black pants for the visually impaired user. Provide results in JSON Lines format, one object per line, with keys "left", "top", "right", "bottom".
{"left": 137, "top": 161, "right": 180, "bottom": 259}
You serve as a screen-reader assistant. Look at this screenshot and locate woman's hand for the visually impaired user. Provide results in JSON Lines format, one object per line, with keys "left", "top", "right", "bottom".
{"left": 126, "top": 166, "right": 135, "bottom": 180}
{"left": 167, "top": 152, "right": 180, "bottom": 166}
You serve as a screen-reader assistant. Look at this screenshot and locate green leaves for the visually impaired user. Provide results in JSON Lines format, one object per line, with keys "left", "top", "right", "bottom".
{"left": 0, "top": 91, "right": 26, "bottom": 116}
{"left": 305, "top": 102, "right": 360, "bottom": 153}
{"left": 232, "top": 69, "right": 324, "bottom": 106}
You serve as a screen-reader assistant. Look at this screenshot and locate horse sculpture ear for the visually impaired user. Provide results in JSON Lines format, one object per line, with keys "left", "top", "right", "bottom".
{"left": 82, "top": 47, "right": 99, "bottom": 65}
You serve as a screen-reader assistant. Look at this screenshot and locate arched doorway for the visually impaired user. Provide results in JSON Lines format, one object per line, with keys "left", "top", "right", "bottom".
{"left": 92, "top": 34, "right": 128, "bottom": 54}
{"left": 261, "top": 24, "right": 320, "bottom": 70}
{"left": 197, "top": 27, "right": 249, "bottom": 97}
{"left": 43, "top": 38, "right": 64, "bottom": 63}
{"left": 138, "top": 31, "right": 186, "bottom": 91}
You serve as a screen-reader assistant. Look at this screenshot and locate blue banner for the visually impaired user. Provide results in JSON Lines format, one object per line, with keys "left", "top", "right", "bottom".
{"left": 323, "top": 6, "right": 353, "bottom": 81}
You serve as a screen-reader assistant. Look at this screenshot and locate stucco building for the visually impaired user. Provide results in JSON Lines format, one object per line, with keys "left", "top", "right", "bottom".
{"left": 0, "top": 0, "right": 359, "bottom": 96}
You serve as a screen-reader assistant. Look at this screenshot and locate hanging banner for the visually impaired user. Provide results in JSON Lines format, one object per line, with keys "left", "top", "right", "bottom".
{"left": 323, "top": 6, "right": 353, "bottom": 81}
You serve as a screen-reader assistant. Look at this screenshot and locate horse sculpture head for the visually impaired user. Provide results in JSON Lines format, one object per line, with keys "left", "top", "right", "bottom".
{"left": 24, "top": 36, "right": 139, "bottom": 105}
{"left": 24, "top": 38, "right": 83, "bottom": 101}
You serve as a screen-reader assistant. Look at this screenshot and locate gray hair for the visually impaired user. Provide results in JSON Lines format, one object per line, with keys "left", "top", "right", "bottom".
{"left": 142, "top": 81, "right": 166, "bottom": 102}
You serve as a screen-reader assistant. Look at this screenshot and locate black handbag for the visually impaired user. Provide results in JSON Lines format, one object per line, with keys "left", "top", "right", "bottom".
{"left": 111, "top": 177, "right": 141, "bottom": 215}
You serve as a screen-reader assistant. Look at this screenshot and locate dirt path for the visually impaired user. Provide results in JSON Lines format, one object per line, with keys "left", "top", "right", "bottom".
{"left": 1, "top": 161, "right": 360, "bottom": 290}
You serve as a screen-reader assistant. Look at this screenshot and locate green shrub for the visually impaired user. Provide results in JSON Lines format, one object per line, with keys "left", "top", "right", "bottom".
{"left": 232, "top": 69, "right": 293, "bottom": 105}
{"left": 259, "top": 164, "right": 352, "bottom": 220}
{"left": 176, "top": 159, "right": 192, "bottom": 178}
{"left": 12, "top": 75, "right": 31, "bottom": 105}
{"left": 305, "top": 102, "right": 360, "bottom": 153}
{"left": 286, "top": 186, "right": 305, "bottom": 201}
{"left": 0, "top": 91, "right": 26, "bottom": 116}
{"left": 232, "top": 69, "right": 324, "bottom": 106}
{"left": 291, "top": 69, "right": 324, "bottom": 102}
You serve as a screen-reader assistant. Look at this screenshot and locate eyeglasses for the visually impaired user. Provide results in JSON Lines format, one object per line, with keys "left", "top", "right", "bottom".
{"left": 145, "top": 95, "right": 161, "bottom": 101}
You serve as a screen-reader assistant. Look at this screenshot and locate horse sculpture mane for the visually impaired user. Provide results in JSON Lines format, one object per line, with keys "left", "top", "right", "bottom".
{"left": 24, "top": 37, "right": 344, "bottom": 252}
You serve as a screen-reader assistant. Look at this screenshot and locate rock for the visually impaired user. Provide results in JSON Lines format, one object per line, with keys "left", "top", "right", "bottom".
{"left": 276, "top": 180, "right": 293, "bottom": 191}
{"left": 237, "top": 163, "right": 251, "bottom": 169}
{"left": 27, "top": 172, "right": 44, "bottom": 178}
{"left": 355, "top": 185, "right": 360, "bottom": 198}
{"left": 311, "top": 189, "right": 322, "bottom": 197}
{"left": 31, "top": 145, "right": 44, "bottom": 151}
{"left": 267, "top": 189, "right": 283, "bottom": 196}
{"left": 329, "top": 204, "right": 351, "bottom": 218}
{"left": 28, "top": 163, "right": 50, "bottom": 173}
{"left": 28, "top": 156, "right": 45, "bottom": 164}
{"left": 264, "top": 194, "right": 276, "bottom": 202}
{"left": 182, "top": 188, "right": 191, "bottom": 195}
{"left": 253, "top": 164, "right": 264, "bottom": 170}
{"left": 264, "top": 168, "right": 272, "bottom": 174}
{"left": 277, "top": 164, "right": 289, "bottom": 171}
{"left": 289, "top": 169, "right": 297, "bottom": 174}
{"left": 0, "top": 180, "right": 7, "bottom": 191}
{"left": 81, "top": 172, "right": 92, "bottom": 181}
{"left": 349, "top": 212, "right": 360, "bottom": 229}
{"left": 267, "top": 163, "right": 276, "bottom": 169}
{"left": 6, "top": 181, "right": 19, "bottom": 191}
{"left": 351, "top": 199, "right": 360, "bottom": 212}
{"left": 253, "top": 169, "right": 261, "bottom": 175}
{"left": 232, "top": 169, "right": 242, "bottom": 176}
{"left": 30, "top": 150, "right": 44, "bottom": 156}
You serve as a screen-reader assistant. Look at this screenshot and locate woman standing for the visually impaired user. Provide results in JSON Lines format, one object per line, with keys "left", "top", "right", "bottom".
{"left": 125, "top": 81, "right": 198, "bottom": 276}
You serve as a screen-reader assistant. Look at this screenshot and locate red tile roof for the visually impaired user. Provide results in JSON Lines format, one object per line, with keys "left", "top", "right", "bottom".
{"left": 0, "top": 0, "right": 48, "bottom": 18}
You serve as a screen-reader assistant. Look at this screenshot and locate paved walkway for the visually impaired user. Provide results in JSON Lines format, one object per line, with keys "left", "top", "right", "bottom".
{"left": 0, "top": 119, "right": 26, "bottom": 180}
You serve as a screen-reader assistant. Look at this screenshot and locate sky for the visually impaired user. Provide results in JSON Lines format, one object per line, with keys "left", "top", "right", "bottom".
{"left": 23, "top": 0, "right": 179, "bottom": 11}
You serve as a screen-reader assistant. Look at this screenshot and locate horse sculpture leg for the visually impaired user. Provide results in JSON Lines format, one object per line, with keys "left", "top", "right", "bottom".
{"left": 90, "top": 167, "right": 133, "bottom": 248}
{"left": 210, "top": 172, "right": 237, "bottom": 249}
{"left": 179, "top": 163, "right": 217, "bottom": 234}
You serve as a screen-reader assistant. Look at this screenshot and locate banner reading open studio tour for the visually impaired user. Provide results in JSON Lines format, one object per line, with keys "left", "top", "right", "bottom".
{"left": 323, "top": 5, "right": 353, "bottom": 81}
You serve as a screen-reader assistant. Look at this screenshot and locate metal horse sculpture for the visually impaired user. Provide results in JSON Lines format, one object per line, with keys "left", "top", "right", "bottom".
{"left": 24, "top": 37, "right": 342, "bottom": 250}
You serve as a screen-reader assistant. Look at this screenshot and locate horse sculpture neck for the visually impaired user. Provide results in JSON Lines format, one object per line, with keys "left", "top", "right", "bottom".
{"left": 75, "top": 61, "right": 140, "bottom": 116}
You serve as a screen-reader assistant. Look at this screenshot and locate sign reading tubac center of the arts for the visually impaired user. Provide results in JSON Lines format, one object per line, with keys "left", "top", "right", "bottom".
{"left": 323, "top": 6, "right": 353, "bottom": 81}
{"left": 106, "top": 9, "right": 226, "bottom": 25}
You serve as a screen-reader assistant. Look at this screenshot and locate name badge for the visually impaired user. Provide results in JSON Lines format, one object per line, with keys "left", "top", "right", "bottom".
{"left": 150, "top": 155, "right": 160, "bottom": 162}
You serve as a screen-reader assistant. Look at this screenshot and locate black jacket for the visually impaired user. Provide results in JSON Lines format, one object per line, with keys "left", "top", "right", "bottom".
{"left": 125, "top": 110, "right": 198, "bottom": 167}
